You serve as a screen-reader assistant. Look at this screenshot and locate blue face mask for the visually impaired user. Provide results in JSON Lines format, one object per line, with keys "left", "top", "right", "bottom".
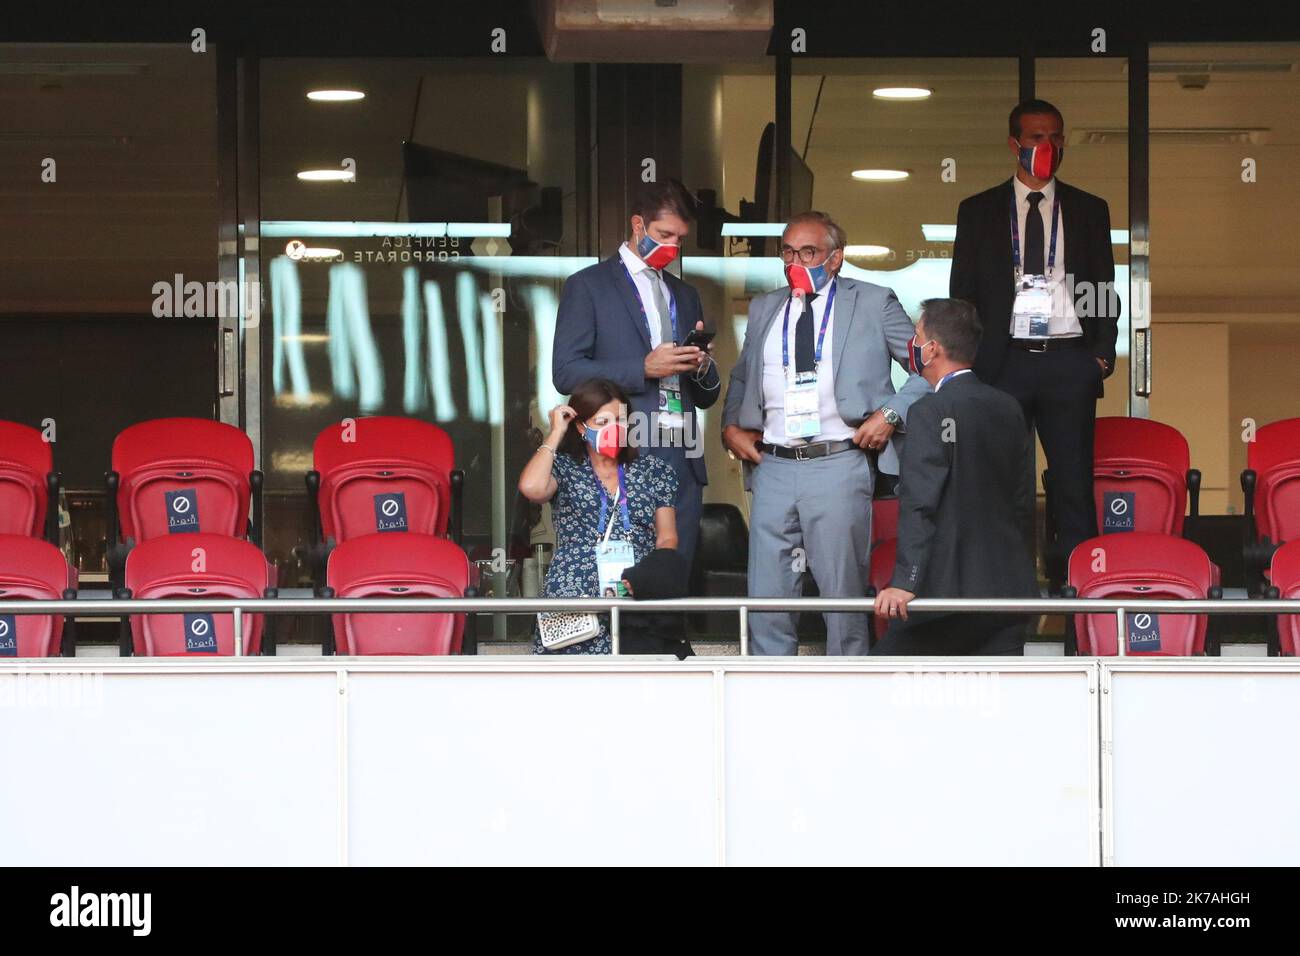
{"left": 909, "top": 335, "right": 935, "bottom": 374}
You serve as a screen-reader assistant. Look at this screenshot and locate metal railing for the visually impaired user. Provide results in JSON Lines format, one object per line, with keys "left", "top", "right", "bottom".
{"left": 1, "top": 595, "right": 1298, "bottom": 657}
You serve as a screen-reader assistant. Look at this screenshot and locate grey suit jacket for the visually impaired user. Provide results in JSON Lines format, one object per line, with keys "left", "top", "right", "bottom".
{"left": 721, "top": 276, "right": 930, "bottom": 486}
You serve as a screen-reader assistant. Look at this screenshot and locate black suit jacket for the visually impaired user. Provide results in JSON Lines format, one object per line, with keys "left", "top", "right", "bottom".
{"left": 891, "top": 372, "right": 1039, "bottom": 603}
{"left": 553, "top": 256, "right": 721, "bottom": 485}
{"left": 950, "top": 177, "right": 1118, "bottom": 391}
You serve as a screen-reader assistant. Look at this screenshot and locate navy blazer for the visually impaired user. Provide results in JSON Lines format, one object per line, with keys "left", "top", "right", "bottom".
{"left": 552, "top": 254, "right": 721, "bottom": 485}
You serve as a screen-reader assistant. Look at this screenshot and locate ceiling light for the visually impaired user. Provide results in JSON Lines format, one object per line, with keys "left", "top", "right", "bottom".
{"left": 851, "top": 169, "right": 909, "bottom": 182}
{"left": 296, "top": 168, "right": 355, "bottom": 182}
{"left": 307, "top": 89, "right": 366, "bottom": 102}
{"left": 844, "top": 245, "right": 892, "bottom": 258}
{"left": 873, "top": 87, "right": 932, "bottom": 101}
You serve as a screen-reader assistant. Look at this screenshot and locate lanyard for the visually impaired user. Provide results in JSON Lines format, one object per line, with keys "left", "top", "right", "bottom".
{"left": 595, "top": 463, "right": 631, "bottom": 536}
{"left": 1009, "top": 191, "right": 1061, "bottom": 275}
{"left": 937, "top": 368, "right": 972, "bottom": 390}
{"left": 620, "top": 261, "right": 677, "bottom": 344}
{"left": 780, "top": 279, "right": 838, "bottom": 372}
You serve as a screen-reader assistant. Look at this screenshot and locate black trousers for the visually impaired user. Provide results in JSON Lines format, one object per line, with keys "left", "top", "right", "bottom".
{"left": 994, "top": 345, "right": 1102, "bottom": 569}
{"left": 870, "top": 612, "right": 1029, "bottom": 655}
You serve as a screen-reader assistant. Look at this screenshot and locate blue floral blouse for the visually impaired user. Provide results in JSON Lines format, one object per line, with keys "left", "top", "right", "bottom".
{"left": 533, "top": 451, "right": 678, "bottom": 654}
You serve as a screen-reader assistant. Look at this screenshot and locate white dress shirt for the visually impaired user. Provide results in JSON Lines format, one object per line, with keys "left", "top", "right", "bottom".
{"left": 618, "top": 241, "right": 718, "bottom": 430}
{"left": 760, "top": 284, "right": 855, "bottom": 446}
{"left": 617, "top": 242, "right": 672, "bottom": 347}
{"left": 1012, "top": 176, "right": 1083, "bottom": 338}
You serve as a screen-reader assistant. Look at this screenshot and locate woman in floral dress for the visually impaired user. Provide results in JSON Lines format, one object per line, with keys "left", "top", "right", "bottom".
{"left": 518, "top": 378, "right": 678, "bottom": 654}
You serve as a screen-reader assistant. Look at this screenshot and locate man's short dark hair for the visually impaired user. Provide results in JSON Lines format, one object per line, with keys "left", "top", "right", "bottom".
{"left": 920, "top": 298, "right": 982, "bottom": 364}
{"left": 1009, "top": 99, "right": 1064, "bottom": 139}
{"left": 631, "top": 180, "right": 696, "bottom": 225}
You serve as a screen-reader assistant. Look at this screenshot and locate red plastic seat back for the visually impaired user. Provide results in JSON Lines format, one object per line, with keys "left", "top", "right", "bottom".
{"left": 869, "top": 538, "right": 897, "bottom": 642}
{"left": 327, "top": 532, "right": 469, "bottom": 655}
{"left": 0, "top": 421, "right": 53, "bottom": 538}
{"left": 1093, "top": 417, "right": 1189, "bottom": 536}
{"left": 0, "top": 535, "right": 76, "bottom": 658}
{"left": 1270, "top": 540, "right": 1300, "bottom": 656}
{"left": 871, "top": 496, "right": 899, "bottom": 545}
{"left": 1068, "top": 532, "right": 1214, "bottom": 656}
{"left": 1249, "top": 418, "right": 1300, "bottom": 545}
{"left": 314, "top": 417, "right": 454, "bottom": 545}
{"left": 124, "top": 533, "right": 272, "bottom": 656}
{"left": 113, "top": 418, "right": 254, "bottom": 544}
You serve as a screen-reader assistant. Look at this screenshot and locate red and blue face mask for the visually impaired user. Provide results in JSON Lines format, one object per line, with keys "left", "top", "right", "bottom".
{"left": 1017, "top": 141, "right": 1064, "bottom": 180}
{"left": 583, "top": 421, "right": 626, "bottom": 459}
{"left": 908, "top": 335, "right": 935, "bottom": 374}
{"left": 636, "top": 229, "right": 679, "bottom": 270}
{"left": 784, "top": 257, "right": 835, "bottom": 295}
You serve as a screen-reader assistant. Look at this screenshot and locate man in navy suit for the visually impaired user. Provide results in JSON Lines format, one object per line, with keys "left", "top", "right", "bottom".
{"left": 552, "top": 181, "right": 721, "bottom": 563}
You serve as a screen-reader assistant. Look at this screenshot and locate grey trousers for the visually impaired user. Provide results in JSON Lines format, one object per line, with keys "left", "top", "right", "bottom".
{"left": 747, "top": 450, "right": 875, "bottom": 655}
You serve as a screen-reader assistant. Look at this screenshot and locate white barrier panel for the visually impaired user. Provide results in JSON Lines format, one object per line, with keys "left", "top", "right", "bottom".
{"left": 1104, "top": 660, "right": 1300, "bottom": 866}
{"left": 724, "top": 667, "right": 1099, "bottom": 865}
{"left": 345, "top": 670, "right": 718, "bottom": 865}
{"left": 0, "top": 659, "right": 1101, "bottom": 866}
{"left": 0, "top": 668, "right": 340, "bottom": 866}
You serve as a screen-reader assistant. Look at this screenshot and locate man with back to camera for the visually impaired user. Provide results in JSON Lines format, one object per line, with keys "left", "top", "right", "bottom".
{"left": 950, "top": 99, "right": 1118, "bottom": 584}
{"left": 551, "top": 180, "right": 720, "bottom": 564}
{"left": 722, "top": 211, "right": 930, "bottom": 656}
{"left": 872, "top": 298, "right": 1039, "bottom": 655}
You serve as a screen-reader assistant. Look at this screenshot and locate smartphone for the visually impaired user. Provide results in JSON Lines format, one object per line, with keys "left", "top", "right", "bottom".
{"left": 681, "top": 329, "right": 716, "bottom": 349}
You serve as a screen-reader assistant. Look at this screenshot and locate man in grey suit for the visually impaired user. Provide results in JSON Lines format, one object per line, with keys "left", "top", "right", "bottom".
{"left": 722, "top": 211, "right": 930, "bottom": 655}
{"left": 552, "top": 181, "right": 721, "bottom": 562}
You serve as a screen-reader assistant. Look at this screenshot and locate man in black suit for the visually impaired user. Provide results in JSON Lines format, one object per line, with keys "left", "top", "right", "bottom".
{"left": 950, "top": 99, "right": 1118, "bottom": 582}
{"left": 871, "top": 299, "right": 1039, "bottom": 655}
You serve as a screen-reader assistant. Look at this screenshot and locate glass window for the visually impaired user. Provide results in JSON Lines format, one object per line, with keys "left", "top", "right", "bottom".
{"left": 0, "top": 43, "right": 218, "bottom": 586}
{"left": 1149, "top": 42, "right": 1300, "bottom": 516}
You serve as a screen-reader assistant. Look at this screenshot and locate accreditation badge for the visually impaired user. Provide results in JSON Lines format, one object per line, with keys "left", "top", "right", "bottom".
{"left": 1012, "top": 273, "right": 1053, "bottom": 339}
{"left": 784, "top": 372, "right": 820, "bottom": 439}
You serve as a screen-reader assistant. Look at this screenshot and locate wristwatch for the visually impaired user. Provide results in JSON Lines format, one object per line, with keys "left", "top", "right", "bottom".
{"left": 880, "top": 407, "right": 902, "bottom": 427}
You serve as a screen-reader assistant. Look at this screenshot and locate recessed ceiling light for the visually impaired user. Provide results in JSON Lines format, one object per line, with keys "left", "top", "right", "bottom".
{"left": 307, "top": 89, "right": 365, "bottom": 102}
{"left": 851, "top": 169, "right": 910, "bottom": 182}
{"left": 844, "top": 245, "right": 892, "bottom": 258}
{"left": 296, "top": 168, "right": 355, "bottom": 182}
{"left": 873, "top": 87, "right": 932, "bottom": 101}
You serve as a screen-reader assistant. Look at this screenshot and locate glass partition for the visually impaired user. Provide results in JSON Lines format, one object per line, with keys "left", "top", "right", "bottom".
{"left": 258, "top": 57, "right": 579, "bottom": 639}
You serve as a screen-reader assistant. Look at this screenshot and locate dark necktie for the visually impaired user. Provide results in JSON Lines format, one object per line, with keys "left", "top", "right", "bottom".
{"left": 1023, "top": 191, "right": 1046, "bottom": 276}
{"left": 794, "top": 291, "right": 820, "bottom": 373}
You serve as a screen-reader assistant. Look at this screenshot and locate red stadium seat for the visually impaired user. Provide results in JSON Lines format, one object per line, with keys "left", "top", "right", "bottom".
{"left": 1066, "top": 532, "right": 1220, "bottom": 656}
{"left": 1092, "top": 417, "right": 1200, "bottom": 537}
{"left": 1243, "top": 418, "right": 1300, "bottom": 586}
{"left": 0, "top": 420, "right": 60, "bottom": 541}
{"left": 867, "top": 538, "right": 897, "bottom": 646}
{"left": 0, "top": 535, "right": 78, "bottom": 657}
{"left": 866, "top": 496, "right": 900, "bottom": 646}
{"left": 325, "top": 532, "right": 470, "bottom": 655}
{"left": 308, "top": 417, "right": 462, "bottom": 552}
{"left": 872, "top": 495, "right": 899, "bottom": 546}
{"left": 108, "top": 419, "right": 261, "bottom": 583}
{"left": 123, "top": 533, "right": 275, "bottom": 656}
{"left": 1267, "top": 541, "right": 1300, "bottom": 656}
